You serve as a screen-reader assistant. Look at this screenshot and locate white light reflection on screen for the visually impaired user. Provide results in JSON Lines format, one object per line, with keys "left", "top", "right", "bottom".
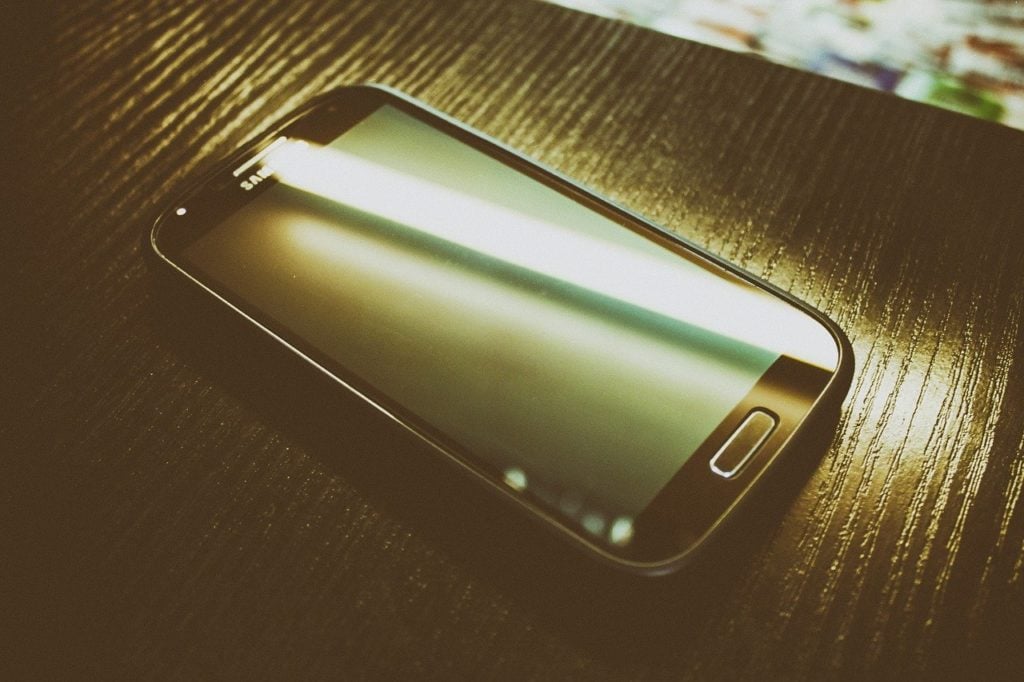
{"left": 263, "top": 140, "right": 838, "bottom": 370}
{"left": 502, "top": 467, "right": 528, "bottom": 492}
{"left": 609, "top": 516, "right": 635, "bottom": 546}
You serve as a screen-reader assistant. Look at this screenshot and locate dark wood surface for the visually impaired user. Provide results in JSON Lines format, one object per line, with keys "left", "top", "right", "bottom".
{"left": 5, "top": 1, "right": 1024, "bottom": 679}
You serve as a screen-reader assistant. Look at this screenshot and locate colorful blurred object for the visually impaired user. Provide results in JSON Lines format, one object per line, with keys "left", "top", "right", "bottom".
{"left": 545, "top": 0, "right": 1024, "bottom": 130}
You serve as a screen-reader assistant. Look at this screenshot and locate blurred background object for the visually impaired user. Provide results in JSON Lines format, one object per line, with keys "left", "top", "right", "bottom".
{"left": 544, "top": 0, "right": 1024, "bottom": 130}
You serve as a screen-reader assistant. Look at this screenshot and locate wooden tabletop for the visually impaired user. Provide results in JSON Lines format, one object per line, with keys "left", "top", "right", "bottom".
{"left": 6, "top": 1, "right": 1024, "bottom": 679}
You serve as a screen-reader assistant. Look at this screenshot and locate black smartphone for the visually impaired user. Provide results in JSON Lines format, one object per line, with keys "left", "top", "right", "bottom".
{"left": 150, "top": 84, "right": 853, "bottom": 575}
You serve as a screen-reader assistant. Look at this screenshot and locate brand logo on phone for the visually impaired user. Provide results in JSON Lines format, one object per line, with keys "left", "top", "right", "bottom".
{"left": 240, "top": 165, "right": 274, "bottom": 191}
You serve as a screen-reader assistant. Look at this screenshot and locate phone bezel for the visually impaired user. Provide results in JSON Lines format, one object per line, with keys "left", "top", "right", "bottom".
{"left": 150, "top": 84, "right": 854, "bottom": 575}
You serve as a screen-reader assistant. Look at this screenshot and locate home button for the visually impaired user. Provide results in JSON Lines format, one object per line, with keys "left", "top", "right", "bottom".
{"left": 709, "top": 409, "right": 777, "bottom": 479}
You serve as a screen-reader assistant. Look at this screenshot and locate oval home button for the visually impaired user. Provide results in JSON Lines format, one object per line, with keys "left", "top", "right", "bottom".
{"left": 709, "top": 409, "right": 778, "bottom": 479}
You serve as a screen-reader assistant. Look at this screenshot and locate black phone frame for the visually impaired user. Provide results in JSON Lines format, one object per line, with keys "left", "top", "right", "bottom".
{"left": 150, "top": 84, "right": 855, "bottom": 575}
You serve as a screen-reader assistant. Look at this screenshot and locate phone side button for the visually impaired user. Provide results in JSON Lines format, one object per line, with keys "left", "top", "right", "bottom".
{"left": 708, "top": 409, "right": 777, "bottom": 479}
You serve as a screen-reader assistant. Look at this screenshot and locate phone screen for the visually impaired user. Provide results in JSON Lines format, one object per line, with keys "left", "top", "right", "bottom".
{"left": 176, "top": 102, "right": 838, "bottom": 554}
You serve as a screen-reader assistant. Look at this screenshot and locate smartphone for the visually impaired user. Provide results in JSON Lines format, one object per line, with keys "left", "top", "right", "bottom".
{"left": 150, "top": 84, "right": 853, "bottom": 575}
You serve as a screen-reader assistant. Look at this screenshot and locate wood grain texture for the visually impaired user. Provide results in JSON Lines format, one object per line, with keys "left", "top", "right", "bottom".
{"left": 4, "top": 0, "right": 1023, "bottom": 679}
